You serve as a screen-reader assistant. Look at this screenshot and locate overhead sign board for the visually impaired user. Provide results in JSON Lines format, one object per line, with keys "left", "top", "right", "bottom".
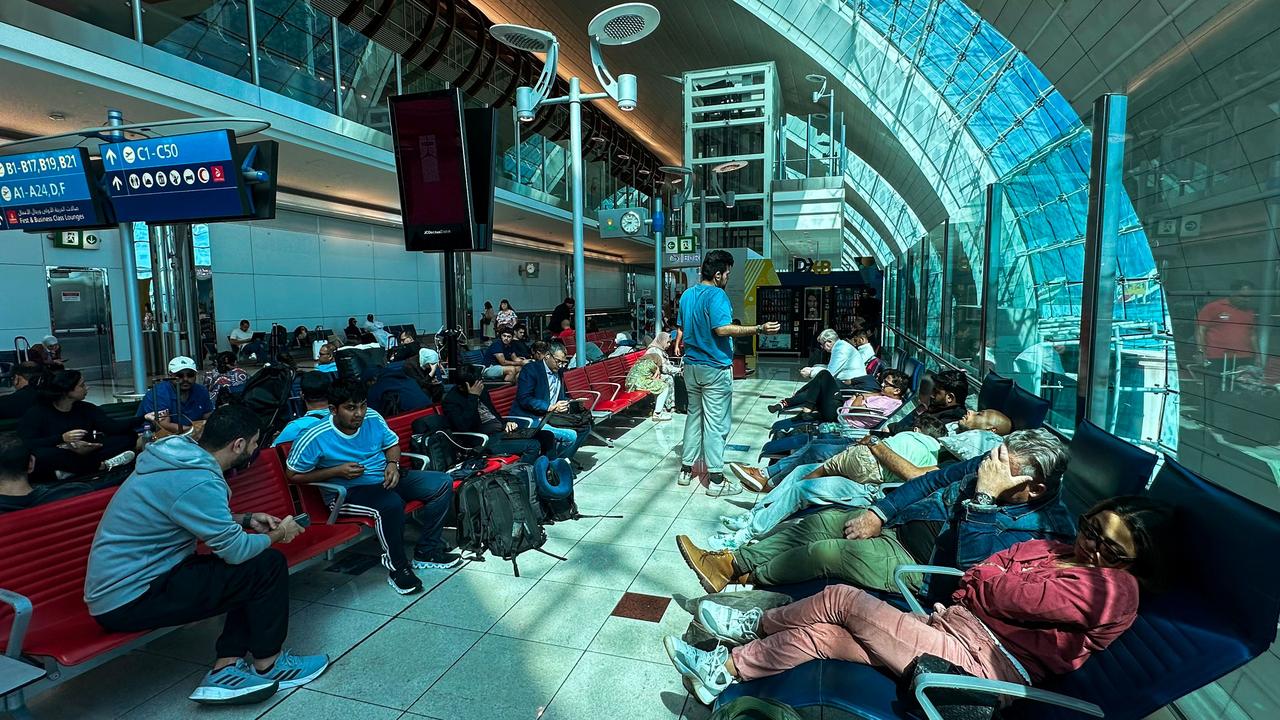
{"left": 101, "top": 129, "right": 247, "bottom": 223}
{"left": 0, "top": 147, "right": 109, "bottom": 231}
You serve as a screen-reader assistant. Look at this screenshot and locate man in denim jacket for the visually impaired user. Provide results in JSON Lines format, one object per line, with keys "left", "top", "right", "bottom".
{"left": 676, "top": 429, "right": 1074, "bottom": 596}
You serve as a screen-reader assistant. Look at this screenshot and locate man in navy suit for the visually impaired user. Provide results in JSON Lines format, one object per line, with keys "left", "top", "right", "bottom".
{"left": 513, "top": 340, "right": 588, "bottom": 459}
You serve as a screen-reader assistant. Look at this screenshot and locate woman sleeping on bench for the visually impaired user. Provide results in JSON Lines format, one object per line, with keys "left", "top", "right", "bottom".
{"left": 665, "top": 495, "right": 1172, "bottom": 705}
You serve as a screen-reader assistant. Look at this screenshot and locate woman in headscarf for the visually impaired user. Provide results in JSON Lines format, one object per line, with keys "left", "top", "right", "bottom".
{"left": 625, "top": 332, "right": 680, "bottom": 422}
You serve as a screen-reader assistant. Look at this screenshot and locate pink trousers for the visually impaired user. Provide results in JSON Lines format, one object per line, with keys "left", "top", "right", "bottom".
{"left": 730, "top": 585, "right": 1025, "bottom": 684}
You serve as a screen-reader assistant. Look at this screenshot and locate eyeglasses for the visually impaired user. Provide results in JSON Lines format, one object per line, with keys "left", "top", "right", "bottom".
{"left": 1076, "top": 514, "right": 1136, "bottom": 564}
{"left": 550, "top": 354, "right": 569, "bottom": 363}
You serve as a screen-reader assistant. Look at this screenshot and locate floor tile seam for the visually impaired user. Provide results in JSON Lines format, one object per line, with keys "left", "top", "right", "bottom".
{"left": 290, "top": 685, "right": 422, "bottom": 715}
{"left": 104, "top": 653, "right": 212, "bottom": 720}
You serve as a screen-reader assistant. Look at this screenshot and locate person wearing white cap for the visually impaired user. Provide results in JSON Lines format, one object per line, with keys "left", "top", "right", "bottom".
{"left": 137, "top": 356, "right": 215, "bottom": 437}
{"left": 30, "top": 334, "right": 65, "bottom": 369}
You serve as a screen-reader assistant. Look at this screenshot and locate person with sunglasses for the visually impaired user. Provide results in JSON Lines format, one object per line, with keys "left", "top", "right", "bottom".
{"left": 138, "top": 356, "right": 215, "bottom": 438}
{"left": 666, "top": 495, "right": 1173, "bottom": 705}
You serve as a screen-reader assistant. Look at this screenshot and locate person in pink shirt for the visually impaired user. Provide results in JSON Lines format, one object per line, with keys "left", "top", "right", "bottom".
{"left": 664, "top": 495, "right": 1172, "bottom": 705}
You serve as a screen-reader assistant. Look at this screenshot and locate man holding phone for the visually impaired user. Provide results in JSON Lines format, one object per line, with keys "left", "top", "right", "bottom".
{"left": 513, "top": 339, "right": 589, "bottom": 460}
{"left": 86, "top": 405, "right": 329, "bottom": 706}
{"left": 285, "top": 378, "right": 459, "bottom": 596}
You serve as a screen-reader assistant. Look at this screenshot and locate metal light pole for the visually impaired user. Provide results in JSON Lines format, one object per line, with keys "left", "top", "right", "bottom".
{"left": 653, "top": 195, "right": 663, "bottom": 332}
{"left": 107, "top": 109, "right": 148, "bottom": 395}
{"left": 492, "top": 3, "right": 660, "bottom": 361}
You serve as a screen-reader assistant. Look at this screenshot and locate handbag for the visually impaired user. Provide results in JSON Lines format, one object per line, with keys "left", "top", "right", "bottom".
{"left": 897, "top": 654, "right": 1001, "bottom": 720}
{"left": 546, "top": 408, "right": 592, "bottom": 429}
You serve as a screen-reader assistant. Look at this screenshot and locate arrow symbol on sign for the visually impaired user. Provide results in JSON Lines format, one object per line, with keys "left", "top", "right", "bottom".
{"left": 111, "top": 176, "right": 122, "bottom": 191}
{"left": 105, "top": 149, "right": 117, "bottom": 164}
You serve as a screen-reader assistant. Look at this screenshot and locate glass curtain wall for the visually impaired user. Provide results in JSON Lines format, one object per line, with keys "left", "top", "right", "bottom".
{"left": 144, "top": 0, "right": 253, "bottom": 82}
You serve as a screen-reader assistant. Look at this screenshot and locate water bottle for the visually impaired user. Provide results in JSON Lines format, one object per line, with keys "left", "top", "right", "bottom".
{"left": 140, "top": 419, "right": 155, "bottom": 446}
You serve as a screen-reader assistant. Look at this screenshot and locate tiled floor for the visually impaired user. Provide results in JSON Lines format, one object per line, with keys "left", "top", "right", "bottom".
{"left": 22, "top": 372, "right": 797, "bottom": 720}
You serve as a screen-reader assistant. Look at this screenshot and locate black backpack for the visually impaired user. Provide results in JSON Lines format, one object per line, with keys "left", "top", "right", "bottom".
{"left": 234, "top": 364, "right": 296, "bottom": 445}
{"left": 456, "top": 463, "right": 564, "bottom": 576}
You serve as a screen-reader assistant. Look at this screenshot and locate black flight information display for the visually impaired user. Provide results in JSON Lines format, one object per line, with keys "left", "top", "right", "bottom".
{"left": 0, "top": 147, "right": 108, "bottom": 230}
{"left": 101, "top": 129, "right": 247, "bottom": 223}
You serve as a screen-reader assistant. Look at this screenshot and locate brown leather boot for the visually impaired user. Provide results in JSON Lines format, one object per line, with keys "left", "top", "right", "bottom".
{"left": 676, "top": 535, "right": 736, "bottom": 593}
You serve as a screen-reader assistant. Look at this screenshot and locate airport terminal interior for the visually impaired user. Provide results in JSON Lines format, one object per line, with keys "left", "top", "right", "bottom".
{"left": 0, "top": 1, "right": 1278, "bottom": 719}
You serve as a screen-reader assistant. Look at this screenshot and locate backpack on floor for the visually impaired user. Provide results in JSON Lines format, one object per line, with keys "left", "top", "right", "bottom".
{"left": 455, "top": 463, "right": 562, "bottom": 576}
{"left": 709, "top": 697, "right": 804, "bottom": 720}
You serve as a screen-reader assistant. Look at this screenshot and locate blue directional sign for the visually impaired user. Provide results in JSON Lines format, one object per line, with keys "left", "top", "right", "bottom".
{"left": 101, "top": 129, "right": 247, "bottom": 223}
{"left": 0, "top": 147, "right": 107, "bottom": 231}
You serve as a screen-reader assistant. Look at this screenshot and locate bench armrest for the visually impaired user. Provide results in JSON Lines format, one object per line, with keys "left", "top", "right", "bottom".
{"left": 893, "top": 564, "right": 964, "bottom": 616}
{"left": 309, "top": 482, "right": 349, "bottom": 525}
{"left": 401, "top": 452, "right": 431, "bottom": 471}
{"left": 913, "top": 674, "right": 1103, "bottom": 720}
{"left": 568, "top": 389, "right": 602, "bottom": 411}
{"left": 0, "top": 589, "right": 33, "bottom": 659}
{"left": 588, "top": 382, "right": 621, "bottom": 401}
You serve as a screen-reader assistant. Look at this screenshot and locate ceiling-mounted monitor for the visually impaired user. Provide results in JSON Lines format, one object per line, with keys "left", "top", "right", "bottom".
{"left": 389, "top": 88, "right": 483, "bottom": 252}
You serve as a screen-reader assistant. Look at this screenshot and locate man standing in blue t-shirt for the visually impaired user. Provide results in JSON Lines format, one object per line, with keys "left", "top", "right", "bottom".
{"left": 284, "top": 378, "right": 459, "bottom": 595}
{"left": 677, "top": 250, "right": 779, "bottom": 495}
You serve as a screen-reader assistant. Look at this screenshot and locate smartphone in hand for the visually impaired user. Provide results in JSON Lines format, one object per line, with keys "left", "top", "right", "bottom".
{"left": 293, "top": 513, "right": 311, "bottom": 528}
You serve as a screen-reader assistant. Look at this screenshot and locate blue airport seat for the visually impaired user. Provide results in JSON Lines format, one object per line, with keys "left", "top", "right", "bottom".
{"left": 723, "top": 456, "right": 1280, "bottom": 720}
{"left": 1060, "top": 420, "right": 1156, "bottom": 516}
{"left": 1004, "top": 384, "right": 1050, "bottom": 430}
{"left": 976, "top": 371, "right": 1013, "bottom": 413}
{"left": 901, "top": 357, "right": 924, "bottom": 395}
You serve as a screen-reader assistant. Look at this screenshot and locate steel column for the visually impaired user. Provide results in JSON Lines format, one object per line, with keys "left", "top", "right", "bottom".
{"left": 1077, "top": 93, "right": 1127, "bottom": 425}
{"left": 569, "top": 77, "right": 587, "bottom": 361}
{"left": 978, "top": 183, "right": 1004, "bottom": 374}
{"left": 108, "top": 110, "right": 147, "bottom": 394}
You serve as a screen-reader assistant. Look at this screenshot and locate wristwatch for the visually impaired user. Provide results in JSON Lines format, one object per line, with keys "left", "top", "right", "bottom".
{"left": 239, "top": 513, "right": 253, "bottom": 530}
{"left": 865, "top": 434, "right": 881, "bottom": 447}
{"left": 972, "top": 491, "right": 996, "bottom": 507}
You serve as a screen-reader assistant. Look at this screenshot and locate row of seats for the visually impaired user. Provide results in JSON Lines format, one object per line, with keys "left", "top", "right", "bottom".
{"left": 0, "top": 351, "right": 651, "bottom": 704}
{"left": 720, "top": 414, "right": 1280, "bottom": 719}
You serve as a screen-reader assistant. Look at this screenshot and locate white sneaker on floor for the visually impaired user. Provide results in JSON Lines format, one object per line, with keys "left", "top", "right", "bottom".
{"left": 677, "top": 468, "right": 694, "bottom": 486}
{"left": 651, "top": 412, "right": 672, "bottom": 422}
{"left": 705, "top": 477, "right": 743, "bottom": 497}
{"left": 719, "top": 514, "right": 751, "bottom": 532}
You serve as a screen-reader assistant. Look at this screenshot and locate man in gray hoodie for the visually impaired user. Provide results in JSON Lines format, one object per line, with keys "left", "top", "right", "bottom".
{"left": 85, "top": 405, "right": 329, "bottom": 705}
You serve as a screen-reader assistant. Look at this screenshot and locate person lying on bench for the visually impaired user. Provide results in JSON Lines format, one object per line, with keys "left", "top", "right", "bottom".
{"left": 730, "top": 408, "right": 1012, "bottom": 494}
{"left": 767, "top": 366, "right": 907, "bottom": 426}
{"left": 677, "top": 430, "right": 1073, "bottom": 595}
{"left": 706, "top": 417, "right": 948, "bottom": 551}
{"left": 0, "top": 434, "right": 95, "bottom": 514}
{"left": 884, "top": 369, "right": 970, "bottom": 435}
{"left": 85, "top": 405, "right": 327, "bottom": 706}
{"left": 285, "top": 378, "right": 460, "bottom": 596}
{"left": 666, "top": 495, "right": 1173, "bottom": 705}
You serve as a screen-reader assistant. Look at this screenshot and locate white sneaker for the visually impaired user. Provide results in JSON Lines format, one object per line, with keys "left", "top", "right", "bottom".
{"left": 705, "top": 477, "right": 743, "bottom": 497}
{"left": 101, "top": 450, "right": 136, "bottom": 471}
{"left": 677, "top": 468, "right": 694, "bottom": 486}
{"left": 719, "top": 514, "right": 751, "bottom": 532}
{"left": 663, "top": 636, "right": 733, "bottom": 705}
{"left": 651, "top": 412, "right": 672, "bottom": 422}
{"left": 696, "top": 601, "right": 763, "bottom": 645}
